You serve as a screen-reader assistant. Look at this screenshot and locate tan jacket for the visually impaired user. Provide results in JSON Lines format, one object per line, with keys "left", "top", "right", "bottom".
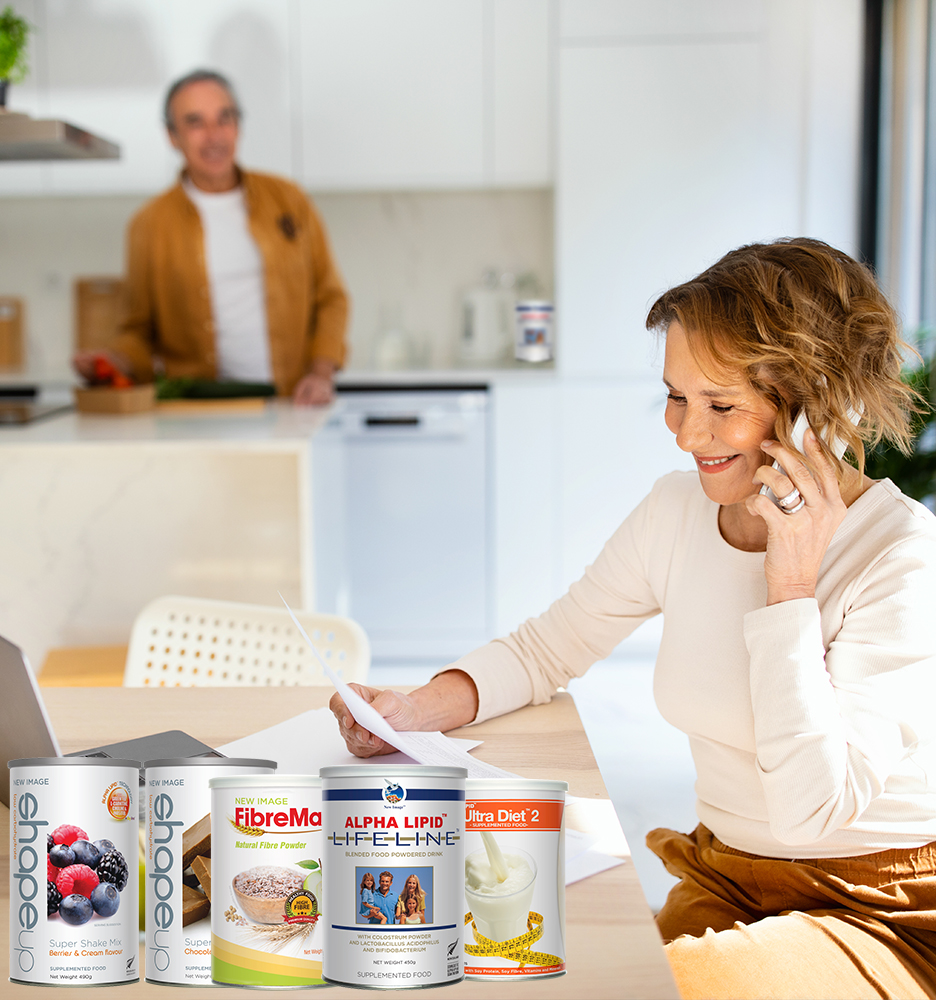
{"left": 113, "top": 169, "right": 348, "bottom": 396}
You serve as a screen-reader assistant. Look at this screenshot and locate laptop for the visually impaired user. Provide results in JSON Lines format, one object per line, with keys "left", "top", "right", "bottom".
{"left": 0, "top": 634, "right": 223, "bottom": 807}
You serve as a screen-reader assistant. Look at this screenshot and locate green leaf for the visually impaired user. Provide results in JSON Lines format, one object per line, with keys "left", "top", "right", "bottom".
{"left": 296, "top": 859, "right": 321, "bottom": 870}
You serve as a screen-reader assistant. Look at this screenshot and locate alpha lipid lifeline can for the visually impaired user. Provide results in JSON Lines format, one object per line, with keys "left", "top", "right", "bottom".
{"left": 144, "top": 757, "right": 276, "bottom": 986}
{"left": 8, "top": 757, "right": 141, "bottom": 987}
{"left": 463, "top": 778, "right": 567, "bottom": 979}
{"left": 321, "top": 764, "right": 467, "bottom": 990}
{"left": 210, "top": 774, "right": 324, "bottom": 988}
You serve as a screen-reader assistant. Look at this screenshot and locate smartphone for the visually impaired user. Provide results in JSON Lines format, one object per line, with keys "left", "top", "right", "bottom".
{"left": 760, "top": 407, "right": 860, "bottom": 506}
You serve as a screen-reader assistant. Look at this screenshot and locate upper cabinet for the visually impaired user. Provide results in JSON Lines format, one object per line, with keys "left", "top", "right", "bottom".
{"left": 0, "top": 0, "right": 552, "bottom": 197}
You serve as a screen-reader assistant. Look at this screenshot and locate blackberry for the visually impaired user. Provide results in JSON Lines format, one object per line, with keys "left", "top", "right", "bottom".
{"left": 47, "top": 833, "right": 53, "bottom": 852}
{"left": 47, "top": 880, "right": 62, "bottom": 916}
{"left": 96, "top": 849, "right": 128, "bottom": 892}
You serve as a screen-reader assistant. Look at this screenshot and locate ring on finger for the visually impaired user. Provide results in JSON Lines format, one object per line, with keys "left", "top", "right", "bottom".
{"left": 777, "top": 487, "right": 801, "bottom": 509}
{"left": 781, "top": 496, "right": 806, "bottom": 515}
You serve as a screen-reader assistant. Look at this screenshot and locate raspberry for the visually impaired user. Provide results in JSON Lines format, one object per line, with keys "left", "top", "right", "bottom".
{"left": 55, "top": 864, "right": 99, "bottom": 898}
{"left": 96, "top": 849, "right": 129, "bottom": 892}
{"left": 52, "top": 824, "right": 88, "bottom": 846}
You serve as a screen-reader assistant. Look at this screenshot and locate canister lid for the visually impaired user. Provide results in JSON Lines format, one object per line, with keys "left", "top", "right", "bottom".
{"left": 8, "top": 757, "right": 142, "bottom": 769}
{"left": 209, "top": 773, "right": 321, "bottom": 789}
{"left": 143, "top": 757, "right": 276, "bottom": 769}
{"left": 319, "top": 765, "right": 468, "bottom": 779}
{"left": 465, "top": 778, "right": 568, "bottom": 792}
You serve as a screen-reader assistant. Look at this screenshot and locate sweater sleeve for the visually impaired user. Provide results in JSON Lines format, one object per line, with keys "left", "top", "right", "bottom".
{"left": 446, "top": 482, "right": 666, "bottom": 723}
{"left": 302, "top": 198, "right": 348, "bottom": 371}
{"left": 745, "top": 533, "right": 936, "bottom": 847}
{"left": 112, "top": 209, "right": 158, "bottom": 382}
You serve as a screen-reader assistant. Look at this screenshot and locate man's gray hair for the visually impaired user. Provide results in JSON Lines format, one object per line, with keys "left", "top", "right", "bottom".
{"left": 164, "top": 69, "right": 241, "bottom": 130}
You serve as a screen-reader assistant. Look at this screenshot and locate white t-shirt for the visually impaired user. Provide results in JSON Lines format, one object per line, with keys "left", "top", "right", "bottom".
{"left": 453, "top": 472, "right": 936, "bottom": 858}
{"left": 183, "top": 179, "right": 273, "bottom": 382}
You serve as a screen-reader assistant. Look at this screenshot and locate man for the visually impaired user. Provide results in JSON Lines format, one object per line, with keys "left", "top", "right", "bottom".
{"left": 75, "top": 70, "right": 348, "bottom": 404}
{"left": 368, "top": 872, "right": 398, "bottom": 925}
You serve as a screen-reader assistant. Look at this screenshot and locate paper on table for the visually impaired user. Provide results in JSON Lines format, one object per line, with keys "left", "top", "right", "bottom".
{"left": 565, "top": 847, "right": 625, "bottom": 885}
{"left": 217, "top": 707, "right": 482, "bottom": 774}
{"left": 280, "top": 595, "right": 519, "bottom": 780}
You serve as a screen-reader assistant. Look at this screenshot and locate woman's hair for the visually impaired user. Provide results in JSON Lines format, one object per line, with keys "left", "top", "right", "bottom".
{"left": 360, "top": 872, "right": 374, "bottom": 891}
{"left": 645, "top": 237, "right": 920, "bottom": 476}
{"left": 398, "top": 875, "right": 425, "bottom": 906}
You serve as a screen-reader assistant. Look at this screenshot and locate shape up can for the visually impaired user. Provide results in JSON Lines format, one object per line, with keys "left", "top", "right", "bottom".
{"left": 464, "top": 778, "right": 567, "bottom": 979}
{"left": 514, "top": 300, "right": 554, "bottom": 362}
{"left": 144, "top": 757, "right": 276, "bottom": 986}
{"left": 210, "top": 774, "right": 324, "bottom": 988}
{"left": 8, "top": 757, "right": 140, "bottom": 987}
{"left": 321, "top": 765, "right": 467, "bottom": 989}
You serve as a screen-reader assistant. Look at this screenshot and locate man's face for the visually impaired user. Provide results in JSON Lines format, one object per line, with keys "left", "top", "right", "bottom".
{"left": 167, "top": 80, "right": 239, "bottom": 191}
{"left": 379, "top": 874, "right": 392, "bottom": 894}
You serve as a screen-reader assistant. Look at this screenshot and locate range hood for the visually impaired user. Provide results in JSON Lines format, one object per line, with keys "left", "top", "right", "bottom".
{"left": 0, "top": 110, "right": 119, "bottom": 161}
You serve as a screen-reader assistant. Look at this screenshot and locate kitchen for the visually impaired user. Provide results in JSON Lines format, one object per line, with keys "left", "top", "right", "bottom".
{"left": 1, "top": 0, "right": 871, "bottom": 930}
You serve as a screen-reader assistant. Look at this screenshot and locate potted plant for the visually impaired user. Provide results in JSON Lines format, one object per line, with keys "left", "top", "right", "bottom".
{"left": 0, "top": 4, "right": 31, "bottom": 110}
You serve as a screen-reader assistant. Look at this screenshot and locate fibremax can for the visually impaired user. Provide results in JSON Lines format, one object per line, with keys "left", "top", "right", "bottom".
{"left": 321, "top": 764, "right": 467, "bottom": 990}
{"left": 8, "top": 757, "right": 141, "bottom": 987}
{"left": 463, "top": 779, "right": 567, "bottom": 980}
{"left": 210, "top": 775, "right": 324, "bottom": 988}
{"left": 144, "top": 757, "right": 276, "bottom": 986}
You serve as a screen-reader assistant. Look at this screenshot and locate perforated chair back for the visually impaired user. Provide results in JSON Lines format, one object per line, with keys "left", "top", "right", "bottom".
{"left": 123, "top": 596, "right": 370, "bottom": 688}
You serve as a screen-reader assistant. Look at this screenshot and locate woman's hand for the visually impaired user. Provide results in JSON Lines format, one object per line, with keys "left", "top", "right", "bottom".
{"left": 746, "top": 428, "right": 848, "bottom": 606}
{"left": 329, "top": 670, "right": 481, "bottom": 758}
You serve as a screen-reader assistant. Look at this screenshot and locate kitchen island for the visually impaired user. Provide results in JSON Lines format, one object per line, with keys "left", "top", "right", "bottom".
{"left": 0, "top": 400, "right": 331, "bottom": 673}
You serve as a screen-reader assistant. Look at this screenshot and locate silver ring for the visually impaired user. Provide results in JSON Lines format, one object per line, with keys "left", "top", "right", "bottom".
{"left": 777, "top": 488, "right": 801, "bottom": 509}
{"left": 781, "top": 497, "right": 806, "bottom": 515}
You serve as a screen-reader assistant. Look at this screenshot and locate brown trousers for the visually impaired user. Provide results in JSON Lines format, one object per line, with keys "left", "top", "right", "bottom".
{"left": 648, "top": 825, "right": 936, "bottom": 1000}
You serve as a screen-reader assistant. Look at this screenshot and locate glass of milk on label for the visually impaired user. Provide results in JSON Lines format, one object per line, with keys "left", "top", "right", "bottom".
{"left": 465, "top": 844, "right": 537, "bottom": 942}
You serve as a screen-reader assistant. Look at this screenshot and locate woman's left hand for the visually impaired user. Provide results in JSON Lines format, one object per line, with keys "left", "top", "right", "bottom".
{"left": 746, "top": 428, "right": 848, "bottom": 606}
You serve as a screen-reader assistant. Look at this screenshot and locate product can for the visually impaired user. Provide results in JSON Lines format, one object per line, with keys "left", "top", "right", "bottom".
{"left": 144, "top": 757, "right": 276, "bottom": 986}
{"left": 8, "top": 757, "right": 141, "bottom": 987}
{"left": 463, "top": 778, "right": 567, "bottom": 979}
{"left": 210, "top": 774, "right": 324, "bottom": 988}
{"left": 514, "top": 300, "right": 554, "bottom": 362}
{"left": 321, "top": 764, "right": 467, "bottom": 990}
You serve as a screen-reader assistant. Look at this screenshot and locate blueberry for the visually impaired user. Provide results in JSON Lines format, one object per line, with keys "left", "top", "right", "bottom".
{"left": 90, "top": 882, "right": 120, "bottom": 917}
{"left": 59, "top": 894, "right": 93, "bottom": 926}
{"left": 49, "top": 844, "right": 76, "bottom": 868}
{"left": 71, "top": 840, "right": 101, "bottom": 869}
{"left": 93, "top": 839, "right": 115, "bottom": 855}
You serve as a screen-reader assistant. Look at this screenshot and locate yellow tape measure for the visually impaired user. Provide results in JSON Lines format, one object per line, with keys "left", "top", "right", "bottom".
{"left": 463, "top": 911, "right": 563, "bottom": 968}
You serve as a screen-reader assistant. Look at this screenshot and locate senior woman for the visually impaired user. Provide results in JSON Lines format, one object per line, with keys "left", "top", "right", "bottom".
{"left": 330, "top": 238, "right": 936, "bottom": 998}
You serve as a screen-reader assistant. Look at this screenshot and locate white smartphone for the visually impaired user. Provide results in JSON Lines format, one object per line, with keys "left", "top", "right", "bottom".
{"left": 760, "top": 406, "right": 860, "bottom": 505}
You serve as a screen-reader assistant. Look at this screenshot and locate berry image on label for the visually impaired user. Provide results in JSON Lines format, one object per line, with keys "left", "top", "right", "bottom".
{"left": 49, "top": 844, "right": 75, "bottom": 868}
{"left": 56, "top": 864, "right": 99, "bottom": 898}
{"left": 97, "top": 850, "right": 129, "bottom": 892}
{"left": 90, "top": 882, "right": 120, "bottom": 917}
{"left": 59, "top": 894, "right": 94, "bottom": 926}
{"left": 52, "top": 824, "right": 88, "bottom": 846}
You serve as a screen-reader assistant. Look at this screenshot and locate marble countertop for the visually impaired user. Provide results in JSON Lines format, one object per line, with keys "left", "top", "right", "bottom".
{"left": 0, "top": 399, "right": 334, "bottom": 446}
{"left": 336, "top": 361, "right": 555, "bottom": 387}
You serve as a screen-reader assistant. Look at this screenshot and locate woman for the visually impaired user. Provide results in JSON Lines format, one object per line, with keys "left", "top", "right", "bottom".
{"left": 330, "top": 239, "right": 936, "bottom": 998}
{"left": 395, "top": 874, "right": 426, "bottom": 924}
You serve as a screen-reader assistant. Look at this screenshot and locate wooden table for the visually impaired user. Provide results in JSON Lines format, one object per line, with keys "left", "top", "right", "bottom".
{"left": 1, "top": 688, "right": 678, "bottom": 998}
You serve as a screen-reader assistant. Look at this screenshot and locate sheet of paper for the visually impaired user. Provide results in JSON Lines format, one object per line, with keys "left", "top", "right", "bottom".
{"left": 217, "top": 707, "right": 481, "bottom": 774}
{"left": 280, "top": 595, "right": 520, "bottom": 779}
{"left": 565, "top": 848, "right": 626, "bottom": 885}
{"left": 565, "top": 828, "right": 598, "bottom": 860}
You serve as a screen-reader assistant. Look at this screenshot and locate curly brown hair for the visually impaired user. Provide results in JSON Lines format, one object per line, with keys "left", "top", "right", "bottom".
{"left": 645, "top": 237, "right": 920, "bottom": 478}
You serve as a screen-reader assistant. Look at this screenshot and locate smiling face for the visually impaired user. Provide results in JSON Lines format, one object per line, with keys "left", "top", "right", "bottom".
{"left": 405, "top": 876, "right": 417, "bottom": 891}
{"left": 406, "top": 897, "right": 418, "bottom": 915}
{"left": 167, "top": 79, "right": 240, "bottom": 192}
{"left": 362, "top": 873, "right": 374, "bottom": 890}
{"left": 378, "top": 874, "right": 393, "bottom": 894}
{"left": 663, "top": 321, "right": 778, "bottom": 507}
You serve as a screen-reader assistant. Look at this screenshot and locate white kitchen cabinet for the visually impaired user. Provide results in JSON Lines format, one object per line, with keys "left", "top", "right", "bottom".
{"left": 555, "top": 0, "right": 862, "bottom": 378}
{"left": 298, "top": 0, "right": 486, "bottom": 190}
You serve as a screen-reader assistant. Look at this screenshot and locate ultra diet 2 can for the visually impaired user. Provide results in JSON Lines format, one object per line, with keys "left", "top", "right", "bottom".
{"left": 210, "top": 774, "right": 323, "bottom": 988}
{"left": 143, "top": 757, "right": 276, "bottom": 986}
{"left": 321, "top": 764, "right": 467, "bottom": 990}
{"left": 8, "top": 757, "right": 141, "bottom": 987}
{"left": 464, "top": 778, "right": 567, "bottom": 979}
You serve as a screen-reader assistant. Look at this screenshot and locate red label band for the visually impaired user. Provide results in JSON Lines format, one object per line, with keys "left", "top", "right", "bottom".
{"left": 465, "top": 799, "right": 563, "bottom": 831}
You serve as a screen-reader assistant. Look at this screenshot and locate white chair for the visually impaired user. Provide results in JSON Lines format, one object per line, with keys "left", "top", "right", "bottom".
{"left": 123, "top": 595, "right": 370, "bottom": 688}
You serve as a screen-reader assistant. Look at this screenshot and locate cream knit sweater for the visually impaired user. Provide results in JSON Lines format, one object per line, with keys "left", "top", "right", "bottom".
{"left": 452, "top": 472, "right": 936, "bottom": 858}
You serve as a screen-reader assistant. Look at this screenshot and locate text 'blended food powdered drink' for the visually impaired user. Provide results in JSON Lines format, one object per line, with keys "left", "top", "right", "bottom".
{"left": 210, "top": 774, "right": 323, "bottom": 988}
{"left": 8, "top": 757, "right": 140, "bottom": 987}
{"left": 144, "top": 757, "right": 276, "bottom": 986}
{"left": 464, "top": 778, "right": 567, "bottom": 979}
{"left": 321, "top": 765, "right": 467, "bottom": 989}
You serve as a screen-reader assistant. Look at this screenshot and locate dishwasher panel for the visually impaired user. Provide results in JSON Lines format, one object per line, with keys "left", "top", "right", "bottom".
{"left": 312, "top": 388, "right": 490, "bottom": 660}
